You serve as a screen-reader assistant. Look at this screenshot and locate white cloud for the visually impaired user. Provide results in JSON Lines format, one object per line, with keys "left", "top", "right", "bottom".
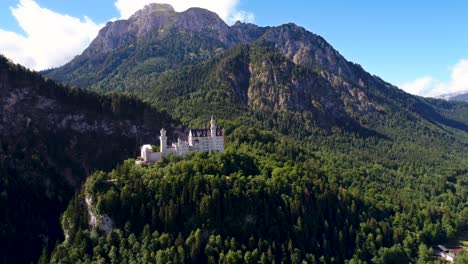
{"left": 0, "top": 0, "right": 254, "bottom": 70}
{"left": 0, "top": 0, "right": 102, "bottom": 70}
{"left": 399, "top": 59, "right": 468, "bottom": 97}
{"left": 230, "top": 10, "right": 255, "bottom": 24}
{"left": 114, "top": 0, "right": 255, "bottom": 24}
{"left": 400, "top": 76, "right": 435, "bottom": 96}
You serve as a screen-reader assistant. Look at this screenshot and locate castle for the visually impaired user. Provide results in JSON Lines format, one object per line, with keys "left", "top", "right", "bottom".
{"left": 138, "top": 117, "right": 224, "bottom": 163}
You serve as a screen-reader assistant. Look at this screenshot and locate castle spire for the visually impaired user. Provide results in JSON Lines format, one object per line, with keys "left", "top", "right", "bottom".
{"left": 159, "top": 128, "right": 167, "bottom": 154}
{"left": 210, "top": 116, "right": 216, "bottom": 137}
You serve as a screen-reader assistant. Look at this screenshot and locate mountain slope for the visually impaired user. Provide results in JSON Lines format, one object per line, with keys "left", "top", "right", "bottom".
{"left": 42, "top": 4, "right": 468, "bottom": 135}
{"left": 37, "top": 4, "right": 468, "bottom": 262}
{"left": 143, "top": 44, "right": 377, "bottom": 132}
{"left": 40, "top": 4, "right": 468, "bottom": 176}
{"left": 42, "top": 4, "right": 236, "bottom": 91}
{"left": 47, "top": 122, "right": 467, "bottom": 263}
{"left": 440, "top": 91, "right": 468, "bottom": 102}
{"left": 0, "top": 55, "right": 176, "bottom": 263}
{"left": 41, "top": 4, "right": 359, "bottom": 98}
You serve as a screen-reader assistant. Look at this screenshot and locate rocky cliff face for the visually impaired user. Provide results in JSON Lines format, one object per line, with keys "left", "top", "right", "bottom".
{"left": 82, "top": 3, "right": 232, "bottom": 57}
{"left": 0, "top": 56, "right": 175, "bottom": 262}
{"left": 42, "top": 3, "right": 361, "bottom": 92}
{"left": 1, "top": 66, "right": 172, "bottom": 188}
{"left": 42, "top": 4, "right": 468, "bottom": 135}
{"left": 41, "top": 4, "right": 392, "bottom": 121}
{"left": 79, "top": 3, "right": 350, "bottom": 69}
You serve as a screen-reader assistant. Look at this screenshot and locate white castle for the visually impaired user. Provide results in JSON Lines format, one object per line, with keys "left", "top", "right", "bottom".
{"left": 138, "top": 116, "right": 224, "bottom": 163}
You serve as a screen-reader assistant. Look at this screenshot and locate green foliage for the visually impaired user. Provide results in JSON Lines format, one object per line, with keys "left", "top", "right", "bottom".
{"left": 455, "top": 250, "right": 468, "bottom": 264}
{"left": 7, "top": 18, "right": 468, "bottom": 262}
{"left": 43, "top": 29, "right": 227, "bottom": 94}
{"left": 49, "top": 125, "right": 467, "bottom": 263}
{"left": 0, "top": 55, "right": 175, "bottom": 263}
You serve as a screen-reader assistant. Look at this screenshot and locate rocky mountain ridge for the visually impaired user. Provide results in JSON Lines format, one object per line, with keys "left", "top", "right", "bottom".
{"left": 83, "top": 4, "right": 234, "bottom": 57}
{"left": 42, "top": 4, "right": 361, "bottom": 95}
{"left": 41, "top": 4, "right": 468, "bottom": 142}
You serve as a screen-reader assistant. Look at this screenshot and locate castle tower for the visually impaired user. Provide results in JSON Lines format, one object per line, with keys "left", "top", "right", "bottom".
{"left": 210, "top": 116, "right": 216, "bottom": 137}
{"left": 159, "top": 128, "right": 167, "bottom": 154}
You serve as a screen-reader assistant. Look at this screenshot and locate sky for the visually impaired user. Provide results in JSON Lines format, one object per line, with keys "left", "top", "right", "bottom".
{"left": 1, "top": 0, "right": 467, "bottom": 97}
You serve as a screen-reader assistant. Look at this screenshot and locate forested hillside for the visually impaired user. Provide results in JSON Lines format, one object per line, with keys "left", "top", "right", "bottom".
{"left": 19, "top": 3, "right": 468, "bottom": 263}
{"left": 42, "top": 4, "right": 468, "bottom": 138}
{"left": 48, "top": 123, "right": 467, "bottom": 263}
{"left": 0, "top": 55, "right": 175, "bottom": 263}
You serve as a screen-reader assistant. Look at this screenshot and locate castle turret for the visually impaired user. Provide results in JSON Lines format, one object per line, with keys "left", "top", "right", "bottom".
{"left": 138, "top": 118, "right": 224, "bottom": 165}
{"left": 210, "top": 116, "right": 216, "bottom": 137}
{"left": 160, "top": 128, "right": 167, "bottom": 154}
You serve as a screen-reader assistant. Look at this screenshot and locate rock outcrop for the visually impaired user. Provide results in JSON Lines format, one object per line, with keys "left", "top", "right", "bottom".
{"left": 0, "top": 56, "right": 174, "bottom": 262}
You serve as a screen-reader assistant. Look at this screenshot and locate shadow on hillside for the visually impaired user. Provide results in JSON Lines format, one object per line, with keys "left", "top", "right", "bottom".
{"left": 416, "top": 99, "right": 468, "bottom": 133}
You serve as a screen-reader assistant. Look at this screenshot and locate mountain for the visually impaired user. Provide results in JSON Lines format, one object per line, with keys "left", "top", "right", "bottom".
{"left": 24, "top": 3, "right": 468, "bottom": 262}
{"left": 41, "top": 4, "right": 359, "bottom": 98}
{"left": 42, "top": 4, "right": 468, "bottom": 134}
{"left": 0, "top": 55, "right": 177, "bottom": 263}
{"left": 41, "top": 4, "right": 236, "bottom": 90}
{"left": 440, "top": 91, "right": 468, "bottom": 102}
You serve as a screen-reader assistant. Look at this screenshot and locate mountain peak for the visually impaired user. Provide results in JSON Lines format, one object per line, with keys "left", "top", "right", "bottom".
{"left": 46, "top": 4, "right": 374, "bottom": 93}
{"left": 180, "top": 7, "right": 229, "bottom": 29}
{"left": 131, "top": 3, "right": 175, "bottom": 18}
{"left": 81, "top": 4, "right": 232, "bottom": 56}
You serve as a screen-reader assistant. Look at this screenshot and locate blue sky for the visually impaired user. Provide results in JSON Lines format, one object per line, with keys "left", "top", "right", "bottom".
{"left": 1, "top": 0, "right": 468, "bottom": 97}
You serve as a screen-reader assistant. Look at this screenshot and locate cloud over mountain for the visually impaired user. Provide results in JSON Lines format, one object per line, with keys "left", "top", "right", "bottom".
{"left": 400, "top": 59, "right": 468, "bottom": 97}
{"left": 114, "top": 0, "right": 254, "bottom": 24}
{"left": 0, "top": 0, "right": 254, "bottom": 71}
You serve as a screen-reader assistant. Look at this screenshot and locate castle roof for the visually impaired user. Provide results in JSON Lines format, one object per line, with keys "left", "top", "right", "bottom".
{"left": 190, "top": 128, "right": 223, "bottom": 137}
{"left": 141, "top": 144, "right": 153, "bottom": 150}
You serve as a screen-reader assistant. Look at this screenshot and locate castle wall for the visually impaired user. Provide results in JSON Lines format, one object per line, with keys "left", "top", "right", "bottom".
{"left": 213, "top": 136, "right": 224, "bottom": 151}
{"left": 190, "top": 135, "right": 224, "bottom": 152}
{"left": 141, "top": 145, "right": 153, "bottom": 162}
{"left": 173, "top": 141, "right": 190, "bottom": 155}
{"left": 148, "top": 152, "right": 161, "bottom": 162}
{"left": 194, "top": 136, "right": 211, "bottom": 152}
{"left": 139, "top": 118, "right": 224, "bottom": 164}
